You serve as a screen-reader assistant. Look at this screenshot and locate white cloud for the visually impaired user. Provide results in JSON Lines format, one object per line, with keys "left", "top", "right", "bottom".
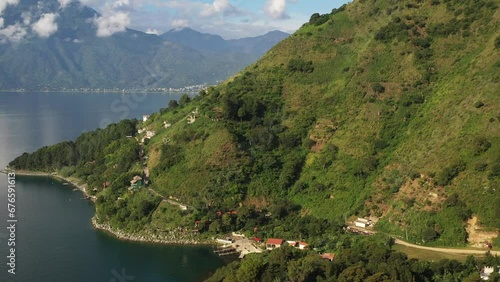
{"left": 94, "top": 11, "right": 130, "bottom": 37}
{"left": 0, "top": 23, "right": 27, "bottom": 42}
{"left": 32, "top": 13, "right": 59, "bottom": 38}
{"left": 145, "top": 28, "right": 159, "bottom": 35}
{"left": 264, "top": 0, "right": 289, "bottom": 20}
{"left": 171, "top": 19, "right": 188, "bottom": 29}
{"left": 113, "top": 0, "right": 130, "bottom": 8}
{"left": 200, "top": 0, "right": 238, "bottom": 17}
{"left": 0, "top": 0, "right": 19, "bottom": 15}
{"left": 58, "top": 0, "right": 72, "bottom": 9}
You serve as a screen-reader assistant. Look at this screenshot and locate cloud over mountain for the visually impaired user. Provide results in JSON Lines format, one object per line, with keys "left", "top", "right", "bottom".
{"left": 264, "top": 0, "right": 289, "bottom": 19}
{"left": 0, "top": 22, "right": 26, "bottom": 42}
{"left": 32, "top": 13, "right": 58, "bottom": 38}
{"left": 58, "top": 0, "right": 71, "bottom": 9}
{"left": 94, "top": 10, "right": 130, "bottom": 37}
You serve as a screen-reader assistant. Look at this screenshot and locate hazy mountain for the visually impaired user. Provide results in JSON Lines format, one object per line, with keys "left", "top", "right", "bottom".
{"left": 0, "top": 0, "right": 288, "bottom": 91}
{"left": 160, "top": 27, "right": 290, "bottom": 55}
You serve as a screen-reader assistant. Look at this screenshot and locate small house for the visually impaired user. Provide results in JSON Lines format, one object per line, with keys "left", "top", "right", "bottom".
{"left": 320, "top": 253, "right": 335, "bottom": 261}
{"left": 481, "top": 266, "right": 500, "bottom": 281}
{"left": 287, "top": 241, "right": 298, "bottom": 247}
{"left": 130, "top": 175, "right": 143, "bottom": 190}
{"left": 354, "top": 218, "right": 372, "bottom": 228}
{"left": 143, "top": 115, "right": 150, "bottom": 122}
{"left": 253, "top": 237, "right": 262, "bottom": 243}
{"left": 298, "top": 242, "right": 309, "bottom": 250}
{"left": 266, "top": 238, "right": 284, "bottom": 250}
{"left": 232, "top": 232, "right": 245, "bottom": 238}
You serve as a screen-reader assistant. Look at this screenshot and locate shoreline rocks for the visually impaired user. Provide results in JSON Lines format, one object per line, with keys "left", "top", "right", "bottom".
{"left": 7, "top": 169, "right": 216, "bottom": 246}
{"left": 91, "top": 217, "right": 213, "bottom": 245}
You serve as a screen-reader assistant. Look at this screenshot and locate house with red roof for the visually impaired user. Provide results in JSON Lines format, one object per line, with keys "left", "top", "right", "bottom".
{"left": 253, "top": 237, "right": 262, "bottom": 243}
{"left": 321, "top": 253, "right": 335, "bottom": 261}
{"left": 298, "top": 242, "right": 309, "bottom": 250}
{"left": 266, "top": 238, "right": 284, "bottom": 250}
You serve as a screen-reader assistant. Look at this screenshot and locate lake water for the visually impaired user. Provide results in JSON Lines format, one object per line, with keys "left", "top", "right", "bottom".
{"left": 0, "top": 92, "right": 224, "bottom": 282}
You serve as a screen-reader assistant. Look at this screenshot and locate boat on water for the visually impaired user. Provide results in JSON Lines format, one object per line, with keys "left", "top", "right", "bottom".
{"left": 62, "top": 182, "right": 69, "bottom": 185}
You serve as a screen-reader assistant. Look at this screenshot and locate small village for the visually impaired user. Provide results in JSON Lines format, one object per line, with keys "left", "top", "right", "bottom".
{"left": 210, "top": 217, "right": 376, "bottom": 259}
{"left": 213, "top": 232, "right": 335, "bottom": 262}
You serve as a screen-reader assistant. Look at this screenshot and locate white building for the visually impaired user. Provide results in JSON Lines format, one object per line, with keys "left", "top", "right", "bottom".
{"left": 354, "top": 218, "right": 372, "bottom": 228}
{"left": 143, "top": 115, "right": 150, "bottom": 122}
{"left": 481, "top": 266, "right": 500, "bottom": 280}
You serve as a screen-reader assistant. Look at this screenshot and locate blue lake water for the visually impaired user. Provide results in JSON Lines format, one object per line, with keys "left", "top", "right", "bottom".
{"left": 0, "top": 92, "right": 224, "bottom": 282}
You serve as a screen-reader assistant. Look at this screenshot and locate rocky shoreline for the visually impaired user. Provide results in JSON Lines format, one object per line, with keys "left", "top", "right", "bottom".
{"left": 92, "top": 217, "right": 213, "bottom": 245}
{"left": 2, "top": 169, "right": 216, "bottom": 246}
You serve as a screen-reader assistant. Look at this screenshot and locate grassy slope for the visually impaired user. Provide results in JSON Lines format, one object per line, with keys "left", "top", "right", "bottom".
{"left": 139, "top": 0, "right": 499, "bottom": 245}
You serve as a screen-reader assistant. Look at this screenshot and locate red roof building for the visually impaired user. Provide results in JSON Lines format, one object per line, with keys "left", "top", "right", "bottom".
{"left": 298, "top": 242, "right": 309, "bottom": 249}
{"left": 266, "top": 238, "right": 284, "bottom": 250}
{"left": 321, "top": 253, "right": 335, "bottom": 261}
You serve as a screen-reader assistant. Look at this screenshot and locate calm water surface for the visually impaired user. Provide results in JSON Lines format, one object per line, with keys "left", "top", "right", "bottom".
{"left": 0, "top": 92, "right": 224, "bottom": 282}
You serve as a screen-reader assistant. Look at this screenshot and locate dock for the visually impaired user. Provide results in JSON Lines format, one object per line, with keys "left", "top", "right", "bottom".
{"left": 214, "top": 247, "right": 239, "bottom": 256}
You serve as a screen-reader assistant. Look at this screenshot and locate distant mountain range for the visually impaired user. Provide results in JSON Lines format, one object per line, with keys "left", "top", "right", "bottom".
{"left": 161, "top": 28, "right": 289, "bottom": 56}
{"left": 0, "top": 0, "right": 289, "bottom": 91}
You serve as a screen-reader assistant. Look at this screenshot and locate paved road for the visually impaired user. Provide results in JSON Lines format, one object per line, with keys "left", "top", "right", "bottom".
{"left": 394, "top": 239, "right": 500, "bottom": 256}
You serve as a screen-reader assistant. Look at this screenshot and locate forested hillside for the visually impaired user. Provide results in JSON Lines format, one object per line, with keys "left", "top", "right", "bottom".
{"left": 9, "top": 0, "right": 500, "bottom": 279}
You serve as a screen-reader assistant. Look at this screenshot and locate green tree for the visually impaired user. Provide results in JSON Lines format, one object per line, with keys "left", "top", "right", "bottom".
{"left": 338, "top": 265, "right": 368, "bottom": 282}
{"left": 209, "top": 220, "right": 222, "bottom": 233}
{"left": 288, "top": 255, "right": 328, "bottom": 282}
{"left": 168, "top": 99, "right": 179, "bottom": 108}
{"left": 236, "top": 255, "right": 265, "bottom": 282}
{"left": 179, "top": 94, "right": 191, "bottom": 106}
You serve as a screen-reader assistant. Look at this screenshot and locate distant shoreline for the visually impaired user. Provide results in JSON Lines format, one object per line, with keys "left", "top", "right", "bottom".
{"left": 0, "top": 90, "right": 199, "bottom": 94}
{"left": 1, "top": 169, "right": 216, "bottom": 246}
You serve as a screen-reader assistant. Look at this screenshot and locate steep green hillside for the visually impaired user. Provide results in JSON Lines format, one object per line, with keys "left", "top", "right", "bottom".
{"left": 10, "top": 0, "right": 500, "bottom": 252}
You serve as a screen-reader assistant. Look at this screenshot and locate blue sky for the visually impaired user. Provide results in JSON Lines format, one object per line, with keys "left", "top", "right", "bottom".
{"left": 81, "top": 0, "right": 351, "bottom": 38}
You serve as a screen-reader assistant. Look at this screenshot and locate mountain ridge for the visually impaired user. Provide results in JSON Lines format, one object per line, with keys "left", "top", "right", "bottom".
{"left": 160, "top": 27, "right": 289, "bottom": 56}
{"left": 0, "top": 0, "right": 289, "bottom": 90}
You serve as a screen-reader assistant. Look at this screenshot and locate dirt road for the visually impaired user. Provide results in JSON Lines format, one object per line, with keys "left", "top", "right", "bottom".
{"left": 394, "top": 239, "right": 500, "bottom": 256}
